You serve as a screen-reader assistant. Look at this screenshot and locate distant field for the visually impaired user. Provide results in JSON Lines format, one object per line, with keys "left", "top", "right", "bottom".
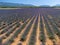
{"left": 0, "top": 8, "right": 22, "bottom": 10}
{"left": 54, "top": 8, "right": 60, "bottom": 9}
{"left": 0, "top": 8, "right": 60, "bottom": 45}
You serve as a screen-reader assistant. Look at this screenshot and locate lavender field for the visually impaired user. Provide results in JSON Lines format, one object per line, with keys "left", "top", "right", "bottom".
{"left": 0, "top": 8, "right": 60, "bottom": 45}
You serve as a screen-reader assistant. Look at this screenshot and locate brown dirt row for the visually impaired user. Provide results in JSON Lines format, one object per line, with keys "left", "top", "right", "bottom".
{"left": 35, "top": 14, "right": 41, "bottom": 45}
{"left": 0, "top": 24, "right": 17, "bottom": 37}
{"left": 22, "top": 16, "right": 37, "bottom": 45}
{"left": 2, "top": 25, "right": 20, "bottom": 43}
{"left": 2, "top": 18, "right": 30, "bottom": 44}
{"left": 42, "top": 16, "right": 53, "bottom": 45}
{"left": 47, "top": 16, "right": 60, "bottom": 45}
{"left": 11, "top": 16, "right": 34, "bottom": 45}
{"left": 48, "top": 15, "right": 60, "bottom": 30}
{"left": 2, "top": 18, "right": 29, "bottom": 44}
{"left": 0, "top": 18, "right": 29, "bottom": 37}
{"left": 0, "top": 22, "right": 16, "bottom": 33}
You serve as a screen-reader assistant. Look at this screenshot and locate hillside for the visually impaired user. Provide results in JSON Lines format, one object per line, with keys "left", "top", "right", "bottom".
{"left": 0, "top": 2, "right": 35, "bottom": 8}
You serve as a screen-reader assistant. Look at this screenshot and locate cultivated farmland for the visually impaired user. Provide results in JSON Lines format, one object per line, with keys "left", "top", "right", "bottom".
{"left": 0, "top": 8, "right": 60, "bottom": 45}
